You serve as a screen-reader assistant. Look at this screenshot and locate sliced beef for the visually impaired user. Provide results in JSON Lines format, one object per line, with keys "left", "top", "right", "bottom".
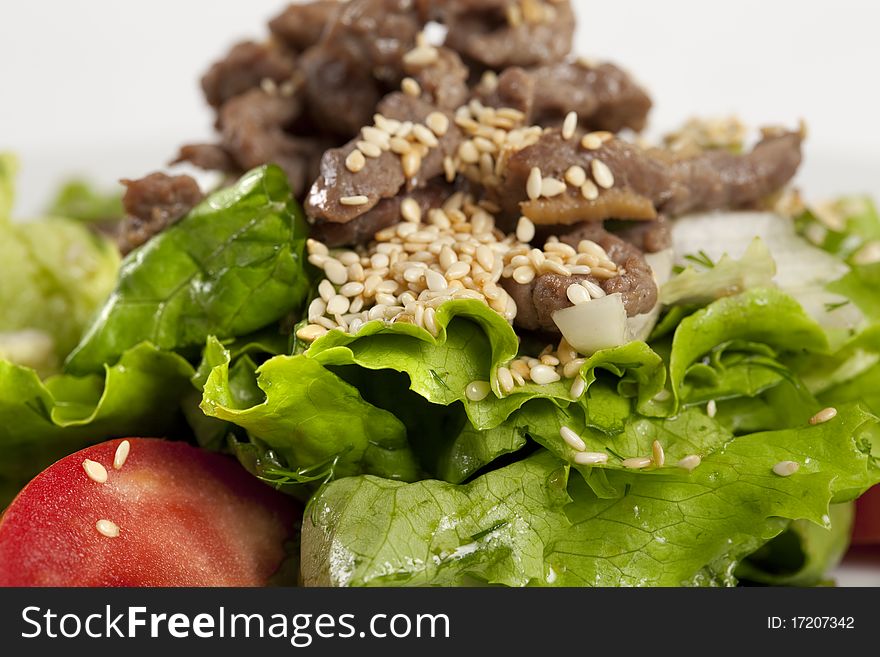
{"left": 117, "top": 173, "right": 204, "bottom": 255}
{"left": 311, "top": 183, "right": 452, "bottom": 246}
{"left": 606, "top": 216, "right": 672, "bottom": 254}
{"left": 299, "top": 45, "right": 382, "bottom": 138}
{"left": 498, "top": 128, "right": 803, "bottom": 225}
{"left": 268, "top": 1, "right": 341, "bottom": 52}
{"left": 172, "top": 144, "right": 240, "bottom": 174}
{"left": 218, "top": 88, "right": 331, "bottom": 197}
{"left": 502, "top": 223, "right": 658, "bottom": 332}
{"left": 407, "top": 47, "right": 470, "bottom": 111}
{"left": 306, "top": 93, "right": 463, "bottom": 225}
{"left": 530, "top": 61, "right": 652, "bottom": 133}
{"left": 442, "top": 0, "right": 575, "bottom": 69}
{"left": 200, "top": 41, "right": 297, "bottom": 109}
{"left": 477, "top": 66, "right": 535, "bottom": 116}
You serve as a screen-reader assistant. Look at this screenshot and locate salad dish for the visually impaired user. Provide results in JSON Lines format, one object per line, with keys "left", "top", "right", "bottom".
{"left": 1, "top": 0, "right": 879, "bottom": 587}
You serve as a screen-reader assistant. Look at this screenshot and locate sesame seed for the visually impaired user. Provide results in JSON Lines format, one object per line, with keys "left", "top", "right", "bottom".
{"left": 562, "top": 112, "right": 579, "bottom": 140}
{"left": 362, "top": 126, "right": 391, "bottom": 149}
{"left": 512, "top": 265, "right": 536, "bottom": 284}
{"left": 458, "top": 140, "right": 480, "bottom": 164}
{"left": 516, "top": 216, "right": 536, "bottom": 243}
{"left": 581, "top": 133, "right": 604, "bottom": 150}
{"left": 565, "top": 165, "right": 587, "bottom": 188}
{"left": 402, "top": 151, "right": 422, "bottom": 178}
{"left": 581, "top": 280, "right": 606, "bottom": 299}
{"left": 260, "top": 77, "right": 278, "bottom": 95}
{"left": 307, "top": 238, "right": 329, "bottom": 256}
{"left": 113, "top": 440, "right": 131, "bottom": 470}
{"left": 591, "top": 159, "right": 615, "bottom": 189}
{"left": 297, "top": 324, "right": 329, "bottom": 341}
{"left": 82, "top": 459, "right": 108, "bottom": 484}
{"left": 340, "top": 282, "right": 365, "bottom": 297}
{"left": 308, "top": 298, "right": 327, "bottom": 322}
{"left": 772, "top": 460, "right": 800, "bottom": 477}
{"left": 540, "top": 260, "right": 571, "bottom": 276}
{"left": 563, "top": 358, "right": 586, "bottom": 379}
{"left": 530, "top": 364, "right": 561, "bottom": 385}
{"left": 566, "top": 283, "right": 591, "bottom": 305}
{"left": 444, "top": 156, "right": 456, "bottom": 182}
{"left": 358, "top": 141, "right": 382, "bottom": 158}
{"left": 560, "top": 426, "right": 587, "bottom": 452}
{"left": 445, "top": 261, "right": 471, "bottom": 280}
{"left": 340, "top": 195, "right": 370, "bottom": 207}
{"left": 652, "top": 440, "right": 665, "bottom": 467}
{"left": 541, "top": 177, "right": 567, "bottom": 198}
{"left": 424, "top": 307, "right": 438, "bottom": 335}
{"left": 401, "top": 77, "right": 422, "bottom": 97}
{"left": 574, "top": 452, "right": 609, "bottom": 465}
{"left": 345, "top": 149, "right": 366, "bottom": 173}
{"left": 425, "top": 269, "right": 448, "bottom": 292}
{"left": 401, "top": 198, "right": 422, "bottom": 223}
{"left": 96, "top": 519, "right": 120, "bottom": 538}
{"left": 581, "top": 180, "right": 599, "bottom": 201}
{"left": 318, "top": 279, "right": 335, "bottom": 302}
{"left": 570, "top": 377, "right": 586, "bottom": 398}
{"left": 677, "top": 455, "right": 702, "bottom": 472}
{"left": 404, "top": 46, "right": 439, "bottom": 67}
{"left": 413, "top": 124, "right": 440, "bottom": 148}
{"left": 622, "top": 457, "right": 652, "bottom": 469}
{"left": 497, "top": 366, "right": 515, "bottom": 393}
{"left": 476, "top": 245, "right": 495, "bottom": 271}
{"left": 465, "top": 380, "right": 491, "bottom": 402}
{"left": 324, "top": 258, "right": 349, "bottom": 285}
{"left": 527, "top": 167, "right": 543, "bottom": 200}
{"left": 390, "top": 137, "right": 412, "bottom": 154}
{"left": 809, "top": 407, "right": 837, "bottom": 425}
{"left": 426, "top": 112, "right": 450, "bottom": 137}
{"left": 707, "top": 399, "right": 718, "bottom": 418}
{"left": 326, "top": 294, "right": 351, "bottom": 316}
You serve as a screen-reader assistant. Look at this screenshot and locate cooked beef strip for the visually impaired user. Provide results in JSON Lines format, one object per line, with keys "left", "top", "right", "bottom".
{"left": 441, "top": 0, "right": 575, "bottom": 69}
{"left": 502, "top": 223, "right": 658, "bottom": 332}
{"left": 219, "top": 88, "right": 331, "bottom": 197}
{"left": 407, "top": 47, "right": 470, "bottom": 111}
{"left": 305, "top": 93, "right": 464, "bottom": 225}
{"left": 172, "top": 144, "right": 240, "bottom": 174}
{"left": 200, "top": 41, "right": 297, "bottom": 109}
{"left": 498, "top": 128, "right": 803, "bottom": 225}
{"left": 117, "top": 173, "right": 204, "bottom": 255}
{"left": 311, "top": 182, "right": 453, "bottom": 246}
{"left": 605, "top": 216, "right": 672, "bottom": 254}
{"left": 268, "top": 1, "right": 342, "bottom": 52}
{"left": 477, "top": 61, "right": 652, "bottom": 133}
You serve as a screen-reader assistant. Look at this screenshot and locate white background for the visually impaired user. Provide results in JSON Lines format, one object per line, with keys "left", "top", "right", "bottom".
{"left": 1, "top": 0, "right": 879, "bottom": 214}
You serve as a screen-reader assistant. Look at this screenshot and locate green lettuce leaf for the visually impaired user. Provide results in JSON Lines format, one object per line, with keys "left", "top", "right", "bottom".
{"left": 661, "top": 238, "right": 776, "bottom": 306}
{"left": 0, "top": 343, "right": 194, "bottom": 505}
{"left": 737, "top": 503, "right": 855, "bottom": 586}
{"left": 200, "top": 344, "right": 422, "bottom": 482}
{"left": 827, "top": 262, "right": 880, "bottom": 321}
{"left": 66, "top": 165, "right": 310, "bottom": 374}
{"left": 301, "top": 405, "right": 879, "bottom": 587}
{"left": 0, "top": 152, "right": 16, "bottom": 221}
{"left": 48, "top": 179, "right": 124, "bottom": 223}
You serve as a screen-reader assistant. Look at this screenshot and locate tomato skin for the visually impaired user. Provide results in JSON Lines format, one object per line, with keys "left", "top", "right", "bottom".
{"left": 0, "top": 439, "right": 298, "bottom": 587}
{"left": 852, "top": 485, "right": 880, "bottom": 546}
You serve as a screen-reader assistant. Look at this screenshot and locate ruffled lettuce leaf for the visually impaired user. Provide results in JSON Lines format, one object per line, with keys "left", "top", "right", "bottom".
{"left": 737, "top": 503, "right": 855, "bottom": 586}
{"left": 47, "top": 179, "right": 124, "bottom": 224}
{"left": 0, "top": 343, "right": 194, "bottom": 506}
{"left": 200, "top": 340, "right": 421, "bottom": 482}
{"left": 827, "top": 262, "right": 880, "bottom": 321}
{"left": 302, "top": 405, "right": 879, "bottom": 587}
{"left": 0, "top": 155, "right": 120, "bottom": 374}
{"left": 66, "top": 165, "right": 310, "bottom": 374}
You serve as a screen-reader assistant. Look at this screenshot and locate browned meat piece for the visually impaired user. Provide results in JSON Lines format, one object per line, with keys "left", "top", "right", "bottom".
{"left": 606, "top": 216, "right": 672, "bottom": 254}
{"left": 530, "top": 61, "right": 652, "bottom": 133}
{"left": 442, "top": 0, "right": 575, "bottom": 68}
{"left": 117, "top": 173, "right": 204, "bottom": 254}
{"left": 172, "top": 144, "right": 240, "bottom": 173}
{"left": 502, "top": 223, "right": 658, "bottom": 332}
{"left": 311, "top": 183, "right": 452, "bottom": 246}
{"left": 476, "top": 61, "right": 651, "bottom": 133}
{"left": 268, "top": 1, "right": 342, "bottom": 52}
{"left": 200, "top": 41, "right": 297, "bottom": 109}
{"left": 299, "top": 46, "right": 382, "bottom": 137}
{"left": 219, "top": 88, "right": 331, "bottom": 197}
{"left": 306, "top": 93, "right": 463, "bottom": 225}
{"left": 406, "top": 47, "right": 470, "bottom": 111}
{"left": 476, "top": 66, "right": 535, "bottom": 116}
{"left": 498, "top": 128, "right": 803, "bottom": 225}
